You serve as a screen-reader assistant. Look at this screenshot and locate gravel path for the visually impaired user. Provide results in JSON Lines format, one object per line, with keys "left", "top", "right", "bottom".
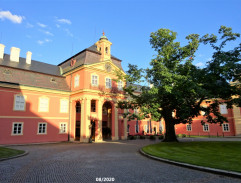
{"left": 0, "top": 139, "right": 241, "bottom": 183}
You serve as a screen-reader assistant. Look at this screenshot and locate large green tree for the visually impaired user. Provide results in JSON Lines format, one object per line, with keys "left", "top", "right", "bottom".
{"left": 118, "top": 26, "right": 241, "bottom": 142}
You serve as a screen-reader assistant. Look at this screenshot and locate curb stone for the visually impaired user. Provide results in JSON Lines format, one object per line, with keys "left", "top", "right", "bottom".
{"left": 139, "top": 148, "right": 241, "bottom": 179}
{"left": 0, "top": 151, "right": 29, "bottom": 162}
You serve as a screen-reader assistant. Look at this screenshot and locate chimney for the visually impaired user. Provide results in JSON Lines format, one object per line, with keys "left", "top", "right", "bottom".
{"left": 0, "top": 44, "right": 5, "bottom": 59}
{"left": 10, "top": 47, "right": 20, "bottom": 62}
{"left": 26, "top": 51, "right": 32, "bottom": 64}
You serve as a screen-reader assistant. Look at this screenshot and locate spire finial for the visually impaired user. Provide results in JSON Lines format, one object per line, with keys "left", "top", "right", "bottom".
{"left": 103, "top": 30, "right": 105, "bottom": 36}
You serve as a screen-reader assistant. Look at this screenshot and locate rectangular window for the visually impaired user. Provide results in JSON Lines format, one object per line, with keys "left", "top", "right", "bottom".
{"left": 127, "top": 125, "right": 130, "bottom": 133}
{"left": 60, "top": 123, "right": 67, "bottom": 133}
{"left": 203, "top": 124, "right": 209, "bottom": 132}
{"left": 134, "top": 108, "right": 138, "bottom": 115}
{"left": 14, "top": 95, "right": 25, "bottom": 111}
{"left": 223, "top": 123, "right": 229, "bottom": 132}
{"left": 39, "top": 97, "right": 49, "bottom": 112}
{"left": 105, "top": 78, "right": 112, "bottom": 88}
{"left": 38, "top": 123, "right": 47, "bottom": 134}
{"left": 117, "top": 81, "right": 123, "bottom": 90}
{"left": 74, "top": 75, "right": 79, "bottom": 88}
{"left": 92, "top": 75, "right": 98, "bottom": 86}
{"left": 220, "top": 104, "right": 228, "bottom": 114}
{"left": 12, "top": 122, "right": 23, "bottom": 135}
{"left": 135, "top": 125, "right": 139, "bottom": 133}
{"left": 60, "top": 99, "right": 68, "bottom": 113}
{"left": 144, "top": 125, "right": 148, "bottom": 132}
{"left": 91, "top": 100, "right": 96, "bottom": 112}
{"left": 186, "top": 124, "right": 192, "bottom": 131}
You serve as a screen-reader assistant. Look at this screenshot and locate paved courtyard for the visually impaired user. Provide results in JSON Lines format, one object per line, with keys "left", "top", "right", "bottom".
{"left": 0, "top": 138, "right": 241, "bottom": 183}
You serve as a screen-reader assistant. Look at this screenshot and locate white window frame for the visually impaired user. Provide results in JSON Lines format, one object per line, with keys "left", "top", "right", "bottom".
{"left": 12, "top": 122, "right": 23, "bottom": 135}
{"left": 117, "top": 80, "right": 123, "bottom": 90}
{"left": 144, "top": 125, "right": 148, "bottom": 132}
{"left": 222, "top": 123, "right": 230, "bottom": 132}
{"left": 203, "top": 124, "right": 209, "bottom": 132}
{"left": 91, "top": 74, "right": 98, "bottom": 86}
{"left": 74, "top": 74, "right": 80, "bottom": 88}
{"left": 13, "top": 94, "right": 26, "bottom": 111}
{"left": 39, "top": 97, "right": 49, "bottom": 112}
{"left": 105, "top": 77, "right": 112, "bottom": 89}
{"left": 60, "top": 99, "right": 69, "bottom": 113}
{"left": 186, "top": 124, "right": 192, "bottom": 131}
{"left": 220, "top": 104, "right": 228, "bottom": 114}
{"left": 38, "top": 122, "right": 47, "bottom": 134}
{"left": 59, "top": 123, "right": 67, "bottom": 134}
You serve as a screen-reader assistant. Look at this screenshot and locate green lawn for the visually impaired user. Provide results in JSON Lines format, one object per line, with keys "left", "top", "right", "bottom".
{"left": 0, "top": 147, "right": 25, "bottom": 159}
{"left": 142, "top": 141, "right": 241, "bottom": 173}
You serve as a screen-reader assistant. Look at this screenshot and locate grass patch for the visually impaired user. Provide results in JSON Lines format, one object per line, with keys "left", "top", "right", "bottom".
{"left": 0, "top": 147, "right": 25, "bottom": 159}
{"left": 142, "top": 141, "right": 241, "bottom": 173}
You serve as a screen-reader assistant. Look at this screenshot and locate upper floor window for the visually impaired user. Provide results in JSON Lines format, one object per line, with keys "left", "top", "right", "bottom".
{"left": 117, "top": 81, "right": 123, "bottom": 90}
{"left": 106, "top": 78, "right": 112, "bottom": 89}
{"left": 203, "top": 124, "right": 209, "bottom": 132}
{"left": 74, "top": 75, "right": 80, "bottom": 88}
{"left": 105, "top": 47, "right": 108, "bottom": 54}
{"left": 91, "top": 75, "right": 98, "bottom": 86}
{"left": 223, "top": 123, "right": 230, "bottom": 132}
{"left": 14, "top": 95, "right": 26, "bottom": 111}
{"left": 186, "top": 124, "right": 192, "bottom": 131}
{"left": 220, "top": 104, "right": 228, "bottom": 114}
{"left": 12, "top": 122, "right": 23, "bottom": 135}
{"left": 60, "top": 99, "right": 68, "bottom": 113}
{"left": 39, "top": 97, "right": 49, "bottom": 112}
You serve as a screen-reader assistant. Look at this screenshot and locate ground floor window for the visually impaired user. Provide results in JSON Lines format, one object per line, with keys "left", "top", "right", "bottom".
{"left": 135, "top": 125, "right": 139, "bottom": 133}
{"left": 223, "top": 123, "right": 229, "bottom": 132}
{"left": 203, "top": 124, "right": 209, "bottom": 132}
{"left": 127, "top": 124, "right": 130, "bottom": 133}
{"left": 144, "top": 125, "right": 148, "bottom": 133}
{"left": 12, "top": 122, "right": 23, "bottom": 135}
{"left": 60, "top": 123, "right": 67, "bottom": 133}
{"left": 186, "top": 124, "right": 192, "bottom": 131}
{"left": 38, "top": 123, "right": 47, "bottom": 134}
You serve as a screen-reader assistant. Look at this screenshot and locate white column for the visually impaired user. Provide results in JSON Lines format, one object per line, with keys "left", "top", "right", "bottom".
{"left": 80, "top": 99, "right": 85, "bottom": 142}
{"left": 85, "top": 98, "right": 91, "bottom": 141}
{"left": 114, "top": 105, "right": 119, "bottom": 140}
{"left": 96, "top": 99, "right": 103, "bottom": 142}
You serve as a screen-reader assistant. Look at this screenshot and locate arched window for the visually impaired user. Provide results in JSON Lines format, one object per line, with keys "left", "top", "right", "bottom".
{"left": 105, "top": 47, "right": 108, "bottom": 54}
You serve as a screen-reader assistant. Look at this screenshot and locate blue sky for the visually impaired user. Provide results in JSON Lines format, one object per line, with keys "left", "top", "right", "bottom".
{"left": 0, "top": 0, "right": 240, "bottom": 72}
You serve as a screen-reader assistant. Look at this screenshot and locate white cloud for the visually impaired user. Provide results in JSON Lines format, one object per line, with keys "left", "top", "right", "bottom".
{"left": 37, "top": 22, "right": 47, "bottom": 28}
{"left": 26, "top": 22, "right": 34, "bottom": 28}
{"left": 195, "top": 62, "right": 204, "bottom": 67}
{"left": 56, "top": 24, "right": 60, "bottom": 28}
{"left": 207, "top": 58, "right": 212, "bottom": 61}
{"left": 0, "top": 10, "right": 24, "bottom": 24}
{"left": 57, "top": 18, "right": 71, "bottom": 24}
{"left": 37, "top": 40, "right": 44, "bottom": 45}
{"left": 63, "top": 28, "right": 73, "bottom": 37}
{"left": 39, "top": 29, "right": 54, "bottom": 36}
{"left": 37, "top": 38, "right": 52, "bottom": 45}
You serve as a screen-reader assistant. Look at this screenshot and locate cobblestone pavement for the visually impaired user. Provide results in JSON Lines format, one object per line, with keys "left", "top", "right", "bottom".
{"left": 1, "top": 139, "right": 241, "bottom": 183}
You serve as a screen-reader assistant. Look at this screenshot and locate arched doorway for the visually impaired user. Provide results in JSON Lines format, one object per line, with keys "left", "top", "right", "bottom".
{"left": 102, "top": 101, "right": 112, "bottom": 140}
{"left": 75, "top": 101, "right": 81, "bottom": 140}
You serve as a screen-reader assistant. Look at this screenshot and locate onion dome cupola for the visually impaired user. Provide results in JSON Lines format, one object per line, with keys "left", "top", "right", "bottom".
{"left": 95, "top": 31, "right": 112, "bottom": 61}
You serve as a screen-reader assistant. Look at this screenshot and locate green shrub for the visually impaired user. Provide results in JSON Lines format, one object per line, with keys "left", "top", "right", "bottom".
{"left": 150, "top": 135, "right": 156, "bottom": 140}
{"left": 140, "top": 135, "right": 146, "bottom": 139}
{"left": 128, "top": 135, "right": 137, "bottom": 140}
{"left": 182, "top": 134, "right": 186, "bottom": 138}
{"left": 158, "top": 135, "right": 164, "bottom": 140}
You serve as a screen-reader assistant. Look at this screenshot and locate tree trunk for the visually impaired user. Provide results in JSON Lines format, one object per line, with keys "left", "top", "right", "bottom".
{"left": 162, "top": 117, "right": 178, "bottom": 142}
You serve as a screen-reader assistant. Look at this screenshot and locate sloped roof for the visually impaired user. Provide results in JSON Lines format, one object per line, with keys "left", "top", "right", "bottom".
{"left": 0, "top": 66, "right": 70, "bottom": 91}
{"left": 58, "top": 44, "right": 123, "bottom": 74}
{"left": 0, "top": 54, "right": 62, "bottom": 76}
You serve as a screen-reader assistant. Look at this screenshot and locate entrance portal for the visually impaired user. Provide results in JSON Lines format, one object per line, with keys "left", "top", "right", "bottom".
{"left": 102, "top": 101, "right": 112, "bottom": 140}
{"left": 75, "top": 101, "right": 81, "bottom": 140}
{"left": 90, "top": 120, "right": 96, "bottom": 141}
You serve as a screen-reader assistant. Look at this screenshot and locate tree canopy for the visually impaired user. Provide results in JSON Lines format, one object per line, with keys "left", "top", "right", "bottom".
{"left": 117, "top": 26, "right": 241, "bottom": 142}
